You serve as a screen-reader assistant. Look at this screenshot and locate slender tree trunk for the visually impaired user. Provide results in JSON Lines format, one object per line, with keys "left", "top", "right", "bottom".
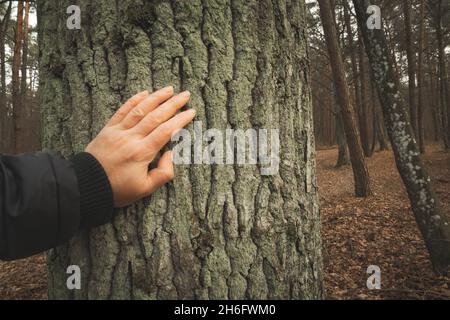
{"left": 342, "top": 1, "right": 362, "bottom": 142}
{"left": 0, "top": 1, "right": 12, "bottom": 153}
{"left": 335, "top": 110, "right": 349, "bottom": 168}
{"left": 417, "top": 0, "right": 426, "bottom": 153}
{"left": 318, "top": 0, "right": 372, "bottom": 197}
{"left": 39, "top": 0, "right": 323, "bottom": 299}
{"left": 12, "top": 0, "right": 24, "bottom": 154}
{"left": 431, "top": 87, "right": 440, "bottom": 142}
{"left": 370, "top": 80, "right": 379, "bottom": 153}
{"left": 333, "top": 84, "right": 349, "bottom": 168}
{"left": 403, "top": 0, "right": 419, "bottom": 139}
{"left": 371, "top": 75, "right": 389, "bottom": 152}
{"left": 429, "top": 0, "right": 450, "bottom": 150}
{"left": 354, "top": 0, "right": 450, "bottom": 274}
{"left": 429, "top": 63, "right": 442, "bottom": 142}
{"left": 17, "top": 0, "right": 30, "bottom": 153}
{"left": 358, "top": 38, "right": 371, "bottom": 157}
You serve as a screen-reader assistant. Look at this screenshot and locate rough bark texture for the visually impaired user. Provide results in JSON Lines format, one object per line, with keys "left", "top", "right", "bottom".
{"left": 318, "top": 0, "right": 372, "bottom": 197}
{"left": 38, "top": 0, "right": 323, "bottom": 299}
{"left": 354, "top": 0, "right": 450, "bottom": 274}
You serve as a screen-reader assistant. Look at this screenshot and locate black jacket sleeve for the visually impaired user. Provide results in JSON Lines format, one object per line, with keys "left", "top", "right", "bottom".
{"left": 0, "top": 152, "right": 114, "bottom": 261}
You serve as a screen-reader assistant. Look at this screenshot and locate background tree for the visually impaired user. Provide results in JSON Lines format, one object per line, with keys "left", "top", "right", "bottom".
{"left": 428, "top": 0, "right": 450, "bottom": 150}
{"left": 318, "top": 0, "right": 372, "bottom": 197}
{"left": 353, "top": 0, "right": 450, "bottom": 274}
{"left": 0, "top": 1, "right": 12, "bottom": 152}
{"left": 12, "top": 0, "right": 24, "bottom": 153}
{"left": 403, "top": 0, "right": 419, "bottom": 140}
{"left": 417, "top": 0, "right": 426, "bottom": 153}
{"left": 38, "top": 0, "right": 324, "bottom": 299}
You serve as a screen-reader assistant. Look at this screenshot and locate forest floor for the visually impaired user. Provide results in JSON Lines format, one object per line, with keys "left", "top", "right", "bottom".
{"left": 318, "top": 144, "right": 450, "bottom": 300}
{"left": 0, "top": 144, "right": 449, "bottom": 300}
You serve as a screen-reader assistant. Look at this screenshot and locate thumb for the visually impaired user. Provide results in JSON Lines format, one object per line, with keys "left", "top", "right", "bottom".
{"left": 145, "top": 151, "right": 175, "bottom": 195}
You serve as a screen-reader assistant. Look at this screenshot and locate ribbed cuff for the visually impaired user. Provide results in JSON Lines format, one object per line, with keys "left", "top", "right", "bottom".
{"left": 71, "top": 152, "right": 114, "bottom": 230}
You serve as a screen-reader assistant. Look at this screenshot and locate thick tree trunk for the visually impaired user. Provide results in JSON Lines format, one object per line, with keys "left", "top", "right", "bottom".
{"left": 318, "top": 0, "right": 372, "bottom": 197}
{"left": 0, "top": 1, "right": 12, "bottom": 153}
{"left": 354, "top": 0, "right": 450, "bottom": 274}
{"left": 12, "top": 1, "right": 24, "bottom": 154}
{"left": 38, "top": 0, "right": 323, "bottom": 299}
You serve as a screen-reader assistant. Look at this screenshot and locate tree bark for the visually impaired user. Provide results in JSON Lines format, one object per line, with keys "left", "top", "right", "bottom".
{"left": 38, "top": 0, "right": 323, "bottom": 299}
{"left": 354, "top": 0, "right": 450, "bottom": 274}
{"left": 318, "top": 0, "right": 372, "bottom": 197}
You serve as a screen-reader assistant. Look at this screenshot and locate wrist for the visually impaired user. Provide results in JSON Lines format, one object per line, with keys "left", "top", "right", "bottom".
{"left": 71, "top": 152, "right": 115, "bottom": 230}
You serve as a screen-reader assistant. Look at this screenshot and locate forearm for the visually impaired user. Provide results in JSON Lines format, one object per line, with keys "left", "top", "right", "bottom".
{"left": 0, "top": 152, "right": 114, "bottom": 261}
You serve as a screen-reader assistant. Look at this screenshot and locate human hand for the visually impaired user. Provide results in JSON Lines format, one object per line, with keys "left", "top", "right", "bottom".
{"left": 85, "top": 86, "right": 195, "bottom": 208}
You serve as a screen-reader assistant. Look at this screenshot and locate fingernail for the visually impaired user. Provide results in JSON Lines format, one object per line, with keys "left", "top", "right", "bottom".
{"left": 181, "top": 90, "right": 191, "bottom": 98}
{"left": 189, "top": 109, "right": 197, "bottom": 116}
{"left": 163, "top": 86, "right": 174, "bottom": 93}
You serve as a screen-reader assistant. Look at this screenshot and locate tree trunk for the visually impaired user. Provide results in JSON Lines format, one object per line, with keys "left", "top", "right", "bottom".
{"left": 354, "top": 0, "right": 450, "bottom": 274}
{"left": 38, "top": 0, "right": 323, "bottom": 299}
{"left": 342, "top": 1, "right": 362, "bottom": 144}
{"left": 429, "top": 0, "right": 450, "bottom": 150}
{"left": 0, "top": 1, "right": 12, "bottom": 153}
{"left": 335, "top": 110, "right": 349, "bottom": 168}
{"left": 12, "top": 1, "right": 24, "bottom": 154}
{"left": 17, "top": 0, "right": 30, "bottom": 153}
{"left": 429, "top": 63, "right": 442, "bottom": 142}
{"left": 417, "top": 0, "right": 426, "bottom": 153}
{"left": 333, "top": 84, "right": 349, "bottom": 168}
{"left": 403, "top": 0, "right": 419, "bottom": 140}
{"left": 358, "top": 38, "right": 371, "bottom": 157}
{"left": 318, "top": 0, "right": 372, "bottom": 197}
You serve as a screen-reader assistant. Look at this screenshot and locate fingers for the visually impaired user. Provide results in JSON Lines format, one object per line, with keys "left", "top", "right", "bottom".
{"left": 144, "top": 109, "right": 196, "bottom": 152}
{"left": 120, "top": 86, "right": 174, "bottom": 129}
{"left": 107, "top": 90, "right": 149, "bottom": 127}
{"left": 133, "top": 91, "right": 191, "bottom": 135}
{"left": 145, "top": 151, "right": 174, "bottom": 195}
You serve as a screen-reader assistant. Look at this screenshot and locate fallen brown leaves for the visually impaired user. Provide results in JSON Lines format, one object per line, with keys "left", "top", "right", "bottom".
{"left": 0, "top": 253, "right": 47, "bottom": 299}
{"left": 318, "top": 144, "right": 450, "bottom": 300}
